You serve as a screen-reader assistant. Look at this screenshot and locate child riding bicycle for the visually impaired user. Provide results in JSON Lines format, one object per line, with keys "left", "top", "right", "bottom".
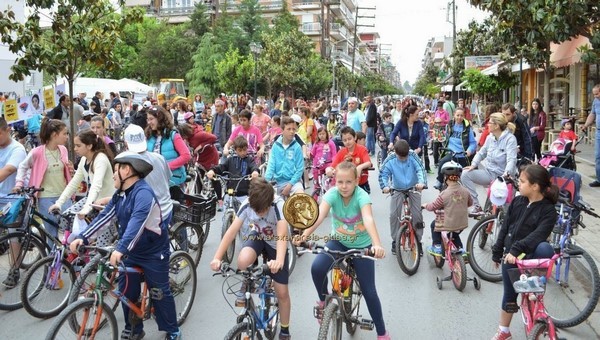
{"left": 295, "top": 161, "right": 390, "bottom": 340}
{"left": 422, "top": 161, "right": 472, "bottom": 256}
{"left": 210, "top": 177, "right": 292, "bottom": 340}
{"left": 378, "top": 140, "right": 427, "bottom": 256}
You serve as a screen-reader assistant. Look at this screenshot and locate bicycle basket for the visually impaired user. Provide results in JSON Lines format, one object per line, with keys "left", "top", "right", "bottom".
{"left": 173, "top": 193, "right": 217, "bottom": 225}
{"left": 0, "top": 197, "right": 27, "bottom": 229}
{"left": 508, "top": 267, "right": 547, "bottom": 294}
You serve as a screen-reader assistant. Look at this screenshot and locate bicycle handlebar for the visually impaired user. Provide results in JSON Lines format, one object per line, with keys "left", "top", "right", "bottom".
{"left": 10, "top": 186, "right": 44, "bottom": 195}
{"left": 558, "top": 197, "right": 600, "bottom": 219}
{"left": 514, "top": 253, "right": 560, "bottom": 271}
{"left": 214, "top": 262, "right": 271, "bottom": 277}
{"left": 296, "top": 243, "right": 375, "bottom": 260}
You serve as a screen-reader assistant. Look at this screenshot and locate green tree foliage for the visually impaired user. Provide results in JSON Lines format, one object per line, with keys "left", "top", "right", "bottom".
{"left": 215, "top": 48, "right": 253, "bottom": 95}
{"left": 461, "top": 68, "right": 517, "bottom": 100}
{"left": 237, "top": 0, "right": 267, "bottom": 53}
{"left": 190, "top": 1, "right": 211, "bottom": 37}
{"left": 413, "top": 63, "right": 440, "bottom": 96}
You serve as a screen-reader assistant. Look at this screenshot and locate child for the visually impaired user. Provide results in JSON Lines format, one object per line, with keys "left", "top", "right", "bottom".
{"left": 559, "top": 118, "right": 578, "bottom": 152}
{"left": 210, "top": 178, "right": 292, "bottom": 340}
{"left": 422, "top": 161, "right": 472, "bottom": 255}
{"left": 310, "top": 127, "right": 337, "bottom": 195}
{"left": 419, "top": 110, "right": 433, "bottom": 173}
{"left": 326, "top": 127, "right": 372, "bottom": 194}
{"left": 379, "top": 140, "right": 427, "bottom": 255}
{"left": 327, "top": 112, "right": 337, "bottom": 137}
{"left": 265, "top": 115, "right": 282, "bottom": 145}
{"left": 224, "top": 109, "right": 264, "bottom": 160}
{"left": 231, "top": 113, "right": 239, "bottom": 130}
{"left": 432, "top": 117, "right": 447, "bottom": 166}
{"left": 356, "top": 131, "right": 367, "bottom": 147}
{"left": 296, "top": 161, "right": 390, "bottom": 340}
{"left": 376, "top": 112, "right": 394, "bottom": 162}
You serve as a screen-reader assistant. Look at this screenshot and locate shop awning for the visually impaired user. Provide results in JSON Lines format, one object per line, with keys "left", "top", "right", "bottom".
{"left": 456, "top": 80, "right": 468, "bottom": 91}
{"left": 481, "top": 62, "right": 506, "bottom": 76}
{"left": 550, "top": 35, "right": 590, "bottom": 68}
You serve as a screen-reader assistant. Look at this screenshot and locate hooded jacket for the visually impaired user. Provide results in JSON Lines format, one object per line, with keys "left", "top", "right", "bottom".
{"left": 264, "top": 135, "right": 304, "bottom": 186}
{"left": 471, "top": 129, "right": 518, "bottom": 177}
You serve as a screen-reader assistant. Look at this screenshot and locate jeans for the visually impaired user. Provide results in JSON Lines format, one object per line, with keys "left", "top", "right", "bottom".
{"left": 595, "top": 131, "right": 600, "bottom": 181}
{"left": 366, "top": 127, "right": 376, "bottom": 155}
{"left": 430, "top": 220, "right": 463, "bottom": 249}
{"left": 389, "top": 190, "right": 423, "bottom": 242}
{"left": 38, "top": 197, "right": 71, "bottom": 248}
{"left": 501, "top": 242, "right": 554, "bottom": 311}
{"left": 531, "top": 136, "right": 542, "bottom": 162}
{"left": 421, "top": 145, "right": 430, "bottom": 171}
{"left": 432, "top": 141, "right": 443, "bottom": 164}
{"left": 311, "top": 240, "right": 386, "bottom": 336}
{"left": 460, "top": 168, "right": 498, "bottom": 207}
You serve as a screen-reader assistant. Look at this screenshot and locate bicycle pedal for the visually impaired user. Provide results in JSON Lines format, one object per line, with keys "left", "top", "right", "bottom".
{"left": 358, "top": 318, "right": 374, "bottom": 330}
{"left": 313, "top": 306, "right": 323, "bottom": 319}
{"left": 149, "top": 288, "right": 164, "bottom": 300}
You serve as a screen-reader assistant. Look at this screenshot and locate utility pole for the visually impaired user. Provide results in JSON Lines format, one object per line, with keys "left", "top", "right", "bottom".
{"left": 446, "top": 0, "right": 457, "bottom": 100}
{"left": 351, "top": 6, "right": 375, "bottom": 75}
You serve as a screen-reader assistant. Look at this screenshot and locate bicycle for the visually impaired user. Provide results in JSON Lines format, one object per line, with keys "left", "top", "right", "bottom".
{"left": 310, "top": 162, "right": 333, "bottom": 203}
{"left": 24, "top": 132, "right": 40, "bottom": 152}
{"left": 216, "top": 262, "right": 280, "bottom": 340}
{"left": 47, "top": 245, "right": 197, "bottom": 339}
{"left": 508, "top": 253, "right": 562, "bottom": 339}
{"left": 298, "top": 244, "right": 376, "bottom": 340}
{"left": 432, "top": 230, "right": 480, "bottom": 291}
{"left": 216, "top": 173, "right": 252, "bottom": 264}
{"left": 387, "top": 187, "right": 423, "bottom": 276}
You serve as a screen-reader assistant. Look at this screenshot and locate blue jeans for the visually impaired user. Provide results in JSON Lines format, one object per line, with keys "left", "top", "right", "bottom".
{"left": 38, "top": 197, "right": 71, "bottom": 248}
{"left": 366, "top": 127, "right": 376, "bottom": 155}
{"left": 311, "top": 240, "right": 386, "bottom": 336}
{"left": 595, "top": 131, "right": 600, "bottom": 181}
{"left": 501, "top": 242, "right": 554, "bottom": 311}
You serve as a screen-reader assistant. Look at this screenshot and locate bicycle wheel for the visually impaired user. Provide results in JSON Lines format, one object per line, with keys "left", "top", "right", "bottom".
{"left": 318, "top": 303, "right": 342, "bottom": 340}
{"left": 450, "top": 254, "right": 467, "bottom": 292}
{"left": 395, "top": 224, "right": 420, "bottom": 276}
{"left": 171, "top": 223, "right": 204, "bottom": 267}
{"left": 287, "top": 240, "right": 297, "bottom": 277}
{"left": 225, "top": 321, "right": 253, "bottom": 340}
{"left": 0, "top": 232, "right": 47, "bottom": 311}
{"left": 544, "top": 245, "right": 600, "bottom": 328}
{"left": 376, "top": 150, "right": 382, "bottom": 170}
{"left": 222, "top": 211, "right": 236, "bottom": 264}
{"left": 527, "top": 322, "right": 552, "bottom": 340}
{"left": 263, "top": 293, "right": 279, "bottom": 340}
{"left": 169, "top": 251, "right": 197, "bottom": 326}
{"left": 466, "top": 215, "right": 502, "bottom": 282}
{"left": 20, "top": 255, "right": 76, "bottom": 318}
{"left": 344, "top": 267, "right": 361, "bottom": 335}
{"left": 201, "top": 220, "right": 211, "bottom": 246}
{"left": 45, "top": 297, "right": 118, "bottom": 340}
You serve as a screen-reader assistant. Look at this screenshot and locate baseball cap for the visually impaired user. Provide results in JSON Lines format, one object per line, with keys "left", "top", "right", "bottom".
{"left": 489, "top": 177, "right": 509, "bottom": 206}
{"left": 183, "top": 112, "right": 194, "bottom": 121}
{"left": 143, "top": 101, "right": 152, "bottom": 108}
{"left": 124, "top": 124, "right": 147, "bottom": 153}
{"left": 290, "top": 114, "right": 301, "bottom": 124}
{"left": 82, "top": 110, "right": 94, "bottom": 117}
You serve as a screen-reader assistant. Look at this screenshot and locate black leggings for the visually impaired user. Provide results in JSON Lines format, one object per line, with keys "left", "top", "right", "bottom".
{"left": 531, "top": 136, "right": 542, "bottom": 161}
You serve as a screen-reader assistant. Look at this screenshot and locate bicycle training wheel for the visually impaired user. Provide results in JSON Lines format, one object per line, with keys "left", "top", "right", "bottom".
{"left": 169, "top": 251, "right": 197, "bottom": 326}
{"left": 318, "top": 303, "right": 343, "bottom": 340}
{"left": 544, "top": 245, "right": 600, "bottom": 328}
{"left": 466, "top": 215, "right": 502, "bottom": 282}
{"left": 221, "top": 211, "right": 236, "bottom": 264}
{"left": 20, "top": 255, "right": 76, "bottom": 318}
{"left": 0, "top": 232, "right": 47, "bottom": 311}
{"left": 395, "top": 225, "right": 420, "bottom": 276}
{"left": 451, "top": 254, "right": 467, "bottom": 292}
{"left": 45, "top": 298, "right": 118, "bottom": 340}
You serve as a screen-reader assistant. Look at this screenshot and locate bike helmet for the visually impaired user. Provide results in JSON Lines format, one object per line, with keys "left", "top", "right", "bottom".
{"left": 114, "top": 152, "right": 153, "bottom": 179}
{"left": 441, "top": 161, "right": 462, "bottom": 176}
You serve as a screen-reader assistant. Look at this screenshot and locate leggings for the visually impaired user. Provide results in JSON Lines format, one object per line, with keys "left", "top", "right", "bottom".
{"left": 311, "top": 240, "right": 386, "bottom": 336}
{"left": 531, "top": 136, "right": 542, "bottom": 162}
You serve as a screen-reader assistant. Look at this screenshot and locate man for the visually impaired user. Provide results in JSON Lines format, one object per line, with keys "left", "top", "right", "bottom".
{"left": 364, "top": 95, "right": 378, "bottom": 155}
{"left": 91, "top": 91, "right": 102, "bottom": 114}
{"left": 346, "top": 97, "right": 367, "bottom": 134}
{"left": 212, "top": 99, "right": 232, "bottom": 149}
{"left": 582, "top": 84, "right": 600, "bottom": 187}
{"left": 78, "top": 92, "right": 89, "bottom": 111}
{"left": 109, "top": 92, "right": 121, "bottom": 109}
{"left": 72, "top": 97, "right": 84, "bottom": 124}
{"left": 330, "top": 94, "right": 340, "bottom": 114}
{"left": 443, "top": 95, "right": 455, "bottom": 115}
{"left": 278, "top": 91, "right": 291, "bottom": 111}
{"left": 502, "top": 103, "right": 533, "bottom": 161}
{"left": 269, "top": 100, "right": 282, "bottom": 118}
{"left": 46, "top": 94, "right": 72, "bottom": 131}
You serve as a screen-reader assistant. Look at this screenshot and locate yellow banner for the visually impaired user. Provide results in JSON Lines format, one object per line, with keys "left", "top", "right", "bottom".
{"left": 44, "top": 87, "right": 55, "bottom": 109}
{"left": 4, "top": 99, "right": 18, "bottom": 123}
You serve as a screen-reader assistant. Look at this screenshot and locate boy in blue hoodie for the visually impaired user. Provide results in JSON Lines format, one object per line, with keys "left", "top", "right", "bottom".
{"left": 265, "top": 116, "right": 305, "bottom": 197}
{"left": 379, "top": 140, "right": 427, "bottom": 255}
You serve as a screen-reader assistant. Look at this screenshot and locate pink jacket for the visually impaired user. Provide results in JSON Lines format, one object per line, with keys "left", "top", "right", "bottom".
{"left": 15, "top": 145, "right": 72, "bottom": 192}
{"left": 311, "top": 139, "right": 338, "bottom": 169}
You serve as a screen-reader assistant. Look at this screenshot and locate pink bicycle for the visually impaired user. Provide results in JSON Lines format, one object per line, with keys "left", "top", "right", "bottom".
{"left": 509, "top": 253, "right": 561, "bottom": 339}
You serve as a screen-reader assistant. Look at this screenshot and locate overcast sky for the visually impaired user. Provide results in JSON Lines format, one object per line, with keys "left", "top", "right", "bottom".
{"left": 363, "top": 0, "right": 489, "bottom": 85}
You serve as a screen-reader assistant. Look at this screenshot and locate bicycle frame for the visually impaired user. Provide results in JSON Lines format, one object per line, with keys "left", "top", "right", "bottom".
{"left": 236, "top": 275, "right": 279, "bottom": 332}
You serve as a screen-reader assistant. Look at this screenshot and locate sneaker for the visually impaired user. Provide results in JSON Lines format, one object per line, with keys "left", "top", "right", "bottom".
{"left": 377, "top": 331, "right": 391, "bottom": 340}
{"left": 469, "top": 205, "right": 484, "bottom": 217}
{"left": 418, "top": 242, "right": 423, "bottom": 257}
{"left": 217, "top": 200, "right": 224, "bottom": 212}
{"left": 433, "top": 181, "right": 442, "bottom": 190}
{"left": 165, "top": 330, "right": 182, "bottom": 340}
{"left": 590, "top": 181, "right": 600, "bottom": 188}
{"left": 427, "top": 169, "right": 434, "bottom": 174}
{"left": 428, "top": 244, "right": 442, "bottom": 256}
{"left": 121, "top": 329, "right": 145, "bottom": 340}
{"left": 279, "top": 332, "right": 291, "bottom": 340}
{"left": 391, "top": 241, "right": 396, "bottom": 256}
{"left": 491, "top": 328, "right": 512, "bottom": 340}
{"left": 2, "top": 268, "right": 20, "bottom": 289}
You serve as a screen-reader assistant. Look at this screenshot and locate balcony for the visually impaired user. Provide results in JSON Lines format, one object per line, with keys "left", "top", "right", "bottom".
{"left": 225, "top": 0, "right": 284, "bottom": 13}
{"left": 301, "top": 22, "right": 322, "bottom": 35}
{"left": 329, "top": 2, "right": 355, "bottom": 28}
{"left": 330, "top": 23, "right": 348, "bottom": 40}
{"left": 292, "top": 0, "right": 321, "bottom": 10}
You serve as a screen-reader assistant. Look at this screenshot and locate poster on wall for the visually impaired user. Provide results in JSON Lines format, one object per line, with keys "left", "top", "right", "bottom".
{"left": 29, "top": 90, "right": 45, "bottom": 116}
{"left": 4, "top": 99, "right": 18, "bottom": 123}
{"left": 44, "top": 86, "right": 55, "bottom": 109}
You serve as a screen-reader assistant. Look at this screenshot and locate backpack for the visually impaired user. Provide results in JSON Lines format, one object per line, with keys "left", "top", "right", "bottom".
{"left": 305, "top": 119, "right": 318, "bottom": 144}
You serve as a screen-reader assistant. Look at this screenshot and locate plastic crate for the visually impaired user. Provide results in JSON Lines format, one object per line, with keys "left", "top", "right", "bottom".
{"left": 0, "top": 197, "right": 29, "bottom": 229}
{"left": 173, "top": 193, "right": 217, "bottom": 225}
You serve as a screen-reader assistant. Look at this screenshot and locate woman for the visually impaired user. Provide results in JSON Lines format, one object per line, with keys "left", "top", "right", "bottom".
{"left": 461, "top": 112, "right": 517, "bottom": 215}
{"left": 49, "top": 129, "right": 114, "bottom": 218}
{"left": 193, "top": 94, "right": 205, "bottom": 115}
{"left": 297, "top": 106, "right": 315, "bottom": 146}
{"left": 529, "top": 98, "right": 546, "bottom": 161}
{"left": 146, "top": 106, "right": 191, "bottom": 187}
{"left": 388, "top": 105, "right": 426, "bottom": 155}
{"left": 390, "top": 100, "right": 403, "bottom": 125}
{"left": 477, "top": 103, "right": 499, "bottom": 147}
{"left": 237, "top": 94, "right": 247, "bottom": 113}
{"left": 91, "top": 116, "right": 118, "bottom": 156}
{"left": 457, "top": 98, "right": 471, "bottom": 121}
{"left": 251, "top": 104, "right": 271, "bottom": 136}
{"left": 490, "top": 164, "right": 558, "bottom": 340}
{"left": 434, "top": 108, "right": 477, "bottom": 189}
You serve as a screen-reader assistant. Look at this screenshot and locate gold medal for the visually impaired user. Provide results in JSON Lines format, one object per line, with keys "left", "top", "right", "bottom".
{"left": 283, "top": 193, "right": 319, "bottom": 230}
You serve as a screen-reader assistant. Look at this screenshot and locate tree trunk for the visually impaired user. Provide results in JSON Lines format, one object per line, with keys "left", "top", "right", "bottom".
{"left": 543, "top": 68, "right": 550, "bottom": 117}
{"left": 67, "top": 77, "right": 76, "bottom": 162}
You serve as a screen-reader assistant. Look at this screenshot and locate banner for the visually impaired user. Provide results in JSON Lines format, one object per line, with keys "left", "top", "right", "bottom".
{"left": 464, "top": 55, "right": 502, "bottom": 71}
{"left": 44, "top": 86, "right": 55, "bottom": 109}
{"left": 4, "top": 99, "right": 18, "bottom": 123}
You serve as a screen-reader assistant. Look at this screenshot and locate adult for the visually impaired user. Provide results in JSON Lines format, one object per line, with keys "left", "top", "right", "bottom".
{"left": 501, "top": 103, "right": 533, "bottom": 161}
{"left": 251, "top": 104, "right": 271, "bottom": 135}
{"left": 91, "top": 91, "right": 102, "bottom": 114}
{"left": 434, "top": 108, "right": 477, "bottom": 189}
{"left": 461, "top": 113, "right": 517, "bottom": 215}
{"left": 390, "top": 100, "right": 402, "bottom": 124}
{"left": 78, "top": 92, "right": 89, "bottom": 111}
{"left": 528, "top": 98, "right": 546, "bottom": 162}
{"left": 581, "top": 83, "right": 600, "bottom": 187}
{"left": 388, "top": 105, "right": 426, "bottom": 156}
{"left": 297, "top": 106, "right": 315, "bottom": 146}
{"left": 269, "top": 100, "right": 282, "bottom": 118}
{"left": 443, "top": 95, "right": 456, "bottom": 116}
{"left": 432, "top": 101, "right": 450, "bottom": 165}
{"left": 478, "top": 103, "right": 499, "bottom": 147}
{"left": 145, "top": 106, "right": 191, "bottom": 187}
{"left": 330, "top": 94, "right": 340, "bottom": 114}
{"left": 46, "top": 94, "right": 71, "bottom": 129}
{"left": 364, "top": 95, "right": 378, "bottom": 155}
{"left": 490, "top": 164, "right": 558, "bottom": 340}
{"left": 212, "top": 99, "right": 233, "bottom": 149}
{"left": 346, "top": 97, "right": 367, "bottom": 134}
{"left": 277, "top": 90, "right": 291, "bottom": 111}
{"left": 193, "top": 94, "right": 205, "bottom": 115}
{"left": 457, "top": 98, "right": 471, "bottom": 121}
{"left": 109, "top": 91, "right": 121, "bottom": 109}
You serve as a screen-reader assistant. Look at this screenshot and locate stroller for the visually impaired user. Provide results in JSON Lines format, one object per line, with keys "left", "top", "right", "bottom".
{"left": 539, "top": 136, "right": 581, "bottom": 171}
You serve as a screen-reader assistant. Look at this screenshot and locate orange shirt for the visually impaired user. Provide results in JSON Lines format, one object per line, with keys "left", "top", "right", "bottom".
{"left": 331, "top": 144, "right": 370, "bottom": 185}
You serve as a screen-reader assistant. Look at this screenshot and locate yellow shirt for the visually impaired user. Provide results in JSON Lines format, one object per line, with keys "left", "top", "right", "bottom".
{"left": 298, "top": 118, "right": 314, "bottom": 144}
{"left": 40, "top": 149, "right": 67, "bottom": 197}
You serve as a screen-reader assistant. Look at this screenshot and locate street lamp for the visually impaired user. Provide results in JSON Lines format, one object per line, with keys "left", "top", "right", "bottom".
{"left": 249, "top": 42, "right": 263, "bottom": 101}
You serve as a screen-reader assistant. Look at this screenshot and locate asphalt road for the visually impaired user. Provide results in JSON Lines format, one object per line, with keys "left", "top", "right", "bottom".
{"left": 1, "top": 171, "right": 599, "bottom": 340}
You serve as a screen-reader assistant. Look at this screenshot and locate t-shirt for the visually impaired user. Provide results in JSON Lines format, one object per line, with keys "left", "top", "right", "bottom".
{"left": 323, "top": 186, "right": 372, "bottom": 248}
{"left": 593, "top": 97, "right": 600, "bottom": 129}
{"left": 251, "top": 114, "right": 270, "bottom": 134}
{"left": 331, "top": 144, "right": 370, "bottom": 185}
{"left": 229, "top": 125, "right": 263, "bottom": 153}
{"left": 238, "top": 196, "right": 285, "bottom": 249}
{"left": 298, "top": 118, "right": 314, "bottom": 144}
{"left": 40, "top": 148, "right": 67, "bottom": 197}
{"left": 0, "top": 140, "right": 27, "bottom": 197}
{"left": 26, "top": 114, "right": 42, "bottom": 134}
{"left": 346, "top": 109, "right": 365, "bottom": 133}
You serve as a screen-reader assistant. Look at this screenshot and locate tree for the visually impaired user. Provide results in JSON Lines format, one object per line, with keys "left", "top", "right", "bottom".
{"left": 215, "top": 48, "right": 253, "bottom": 95}
{"left": 190, "top": 1, "right": 211, "bottom": 37}
{"left": 237, "top": 0, "right": 267, "bottom": 53}
{"left": 461, "top": 68, "right": 518, "bottom": 102}
{"left": 413, "top": 63, "right": 440, "bottom": 96}
{"left": 0, "top": 0, "right": 142, "bottom": 158}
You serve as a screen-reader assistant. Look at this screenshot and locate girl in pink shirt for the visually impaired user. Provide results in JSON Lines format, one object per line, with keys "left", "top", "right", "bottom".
{"left": 310, "top": 127, "right": 337, "bottom": 192}
{"left": 251, "top": 104, "right": 271, "bottom": 135}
